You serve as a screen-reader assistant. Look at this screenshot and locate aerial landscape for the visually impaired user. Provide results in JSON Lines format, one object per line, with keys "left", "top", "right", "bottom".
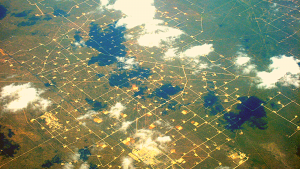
{"left": 0, "top": 0, "right": 300, "bottom": 168}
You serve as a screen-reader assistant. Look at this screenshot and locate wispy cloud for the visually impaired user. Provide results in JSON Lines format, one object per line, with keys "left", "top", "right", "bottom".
{"left": 77, "top": 110, "right": 99, "bottom": 120}
{"left": 121, "top": 156, "right": 135, "bottom": 169}
{"left": 0, "top": 83, "right": 52, "bottom": 113}
{"left": 131, "top": 129, "right": 172, "bottom": 165}
{"left": 120, "top": 121, "right": 133, "bottom": 132}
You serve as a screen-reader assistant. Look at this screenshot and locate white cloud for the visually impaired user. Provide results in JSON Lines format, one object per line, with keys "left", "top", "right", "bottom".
{"left": 120, "top": 121, "right": 133, "bottom": 132}
{"left": 107, "top": 0, "right": 184, "bottom": 47}
{"left": 77, "top": 110, "right": 98, "bottom": 120}
{"left": 108, "top": 0, "right": 156, "bottom": 29}
{"left": 181, "top": 44, "right": 214, "bottom": 58}
{"left": 255, "top": 55, "right": 300, "bottom": 89}
{"left": 109, "top": 102, "right": 126, "bottom": 119}
{"left": 235, "top": 52, "right": 251, "bottom": 65}
{"left": 156, "top": 136, "right": 172, "bottom": 143}
{"left": 137, "top": 23, "right": 184, "bottom": 47}
{"left": 121, "top": 156, "right": 135, "bottom": 169}
{"left": 117, "top": 57, "right": 138, "bottom": 69}
{"left": 163, "top": 48, "right": 178, "bottom": 60}
{"left": 101, "top": 0, "right": 110, "bottom": 6}
{"left": 163, "top": 44, "right": 214, "bottom": 62}
{"left": 0, "top": 83, "right": 52, "bottom": 112}
{"left": 79, "top": 162, "right": 90, "bottom": 169}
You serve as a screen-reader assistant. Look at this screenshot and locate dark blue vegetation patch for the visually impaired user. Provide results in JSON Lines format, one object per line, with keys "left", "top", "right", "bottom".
{"left": 79, "top": 147, "right": 91, "bottom": 161}
{"left": 12, "top": 10, "right": 32, "bottom": 17}
{"left": 89, "top": 163, "right": 98, "bottom": 169}
{"left": 85, "top": 98, "right": 106, "bottom": 111}
{"left": 44, "top": 81, "right": 56, "bottom": 87}
{"left": 0, "top": 5, "right": 7, "bottom": 20}
{"left": 44, "top": 83, "right": 51, "bottom": 87}
{"left": 223, "top": 96, "right": 267, "bottom": 131}
{"left": 74, "top": 31, "right": 82, "bottom": 42}
{"left": 97, "top": 74, "right": 105, "bottom": 78}
{"left": 41, "top": 155, "right": 62, "bottom": 168}
{"left": 203, "top": 91, "right": 218, "bottom": 108}
{"left": 151, "top": 83, "right": 182, "bottom": 99}
{"left": 43, "top": 14, "right": 52, "bottom": 21}
{"left": 7, "top": 129, "right": 14, "bottom": 138}
{"left": 16, "top": 15, "right": 42, "bottom": 27}
{"left": 109, "top": 68, "right": 151, "bottom": 88}
{"left": 206, "top": 81, "right": 215, "bottom": 90}
{"left": 86, "top": 22, "right": 126, "bottom": 66}
{"left": 168, "top": 100, "right": 179, "bottom": 110}
{"left": 17, "top": 20, "right": 37, "bottom": 27}
{"left": 203, "top": 91, "right": 224, "bottom": 115}
{"left": 41, "top": 160, "right": 53, "bottom": 168}
{"left": 133, "top": 86, "right": 147, "bottom": 99}
{"left": 0, "top": 125, "right": 20, "bottom": 157}
{"left": 109, "top": 72, "right": 130, "bottom": 88}
{"left": 128, "top": 68, "right": 151, "bottom": 79}
{"left": 161, "top": 110, "right": 168, "bottom": 116}
{"left": 53, "top": 9, "right": 68, "bottom": 17}
{"left": 297, "top": 146, "right": 300, "bottom": 157}
{"left": 28, "top": 16, "right": 40, "bottom": 21}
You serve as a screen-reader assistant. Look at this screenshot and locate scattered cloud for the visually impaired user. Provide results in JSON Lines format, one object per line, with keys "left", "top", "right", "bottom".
{"left": 181, "top": 44, "right": 214, "bottom": 58}
{"left": 163, "top": 44, "right": 214, "bottom": 61}
{"left": 137, "top": 24, "right": 184, "bottom": 47}
{"left": 121, "top": 156, "right": 135, "bottom": 169}
{"left": 63, "top": 163, "right": 74, "bottom": 169}
{"left": 234, "top": 51, "right": 256, "bottom": 74}
{"left": 108, "top": 102, "right": 126, "bottom": 119}
{"left": 108, "top": 0, "right": 156, "bottom": 29}
{"left": 117, "top": 57, "right": 138, "bottom": 70}
{"left": 77, "top": 110, "right": 98, "bottom": 120}
{"left": 71, "top": 150, "right": 80, "bottom": 162}
{"left": 154, "top": 119, "right": 172, "bottom": 130}
{"left": 131, "top": 129, "right": 172, "bottom": 165}
{"left": 235, "top": 52, "right": 251, "bottom": 65}
{"left": 73, "top": 40, "right": 85, "bottom": 47}
{"left": 0, "top": 83, "right": 52, "bottom": 113}
{"left": 255, "top": 55, "right": 300, "bottom": 89}
{"left": 107, "top": 0, "right": 184, "bottom": 47}
{"left": 156, "top": 136, "right": 172, "bottom": 143}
